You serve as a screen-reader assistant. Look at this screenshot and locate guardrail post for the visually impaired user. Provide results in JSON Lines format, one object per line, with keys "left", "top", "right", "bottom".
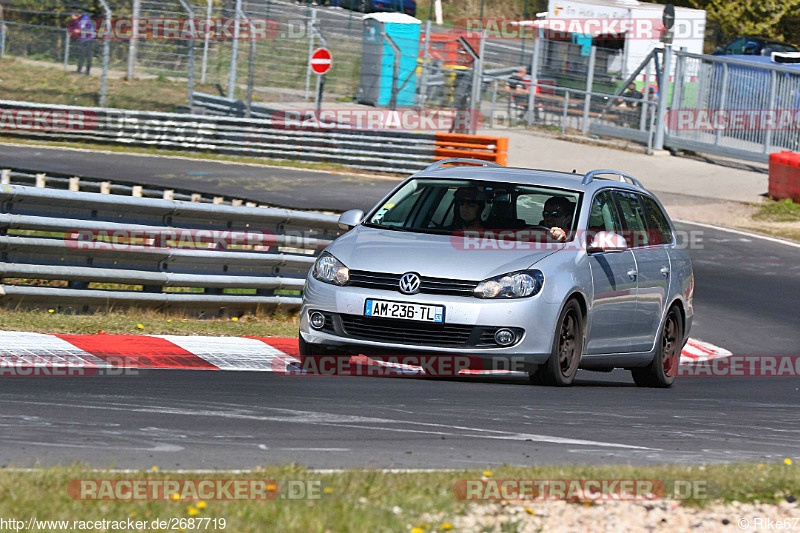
{"left": 35, "top": 173, "right": 46, "bottom": 188}
{"left": 132, "top": 185, "right": 142, "bottom": 197}
{"left": 191, "top": 193, "right": 202, "bottom": 202}
{"left": 69, "top": 177, "right": 80, "bottom": 191}
{"left": 163, "top": 190, "right": 174, "bottom": 200}
{"left": 582, "top": 45, "right": 596, "bottom": 135}
{"left": 1, "top": 169, "right": 10, "bottom": 184}
{"left": 100, "top": 181, "right": 111, "bottom": 194}
{"left": 653, "top": 44, "right": 672, "bottom": 151}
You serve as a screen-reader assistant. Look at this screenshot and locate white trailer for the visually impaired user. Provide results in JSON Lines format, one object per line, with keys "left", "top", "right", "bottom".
{"left": 538, "top": 0, "right": 706, "bottom": 79}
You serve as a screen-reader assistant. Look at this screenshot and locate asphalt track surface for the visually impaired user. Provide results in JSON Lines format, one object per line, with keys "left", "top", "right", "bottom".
{"left": 0, "top": 144, "right": 396, "bottom": 212}
{"left": 1, "top": 149, "right": 799, "bottom": 468}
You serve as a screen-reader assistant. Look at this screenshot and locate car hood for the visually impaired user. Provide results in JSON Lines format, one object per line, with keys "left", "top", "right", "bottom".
{"left": 327, "top": 225, "right": 562, "bottom": 280}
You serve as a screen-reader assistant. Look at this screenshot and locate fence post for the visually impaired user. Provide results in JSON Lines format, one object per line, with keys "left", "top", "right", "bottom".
{"left": 469, "top": 30, "right": 485, "bottom": 134}
{"left": 653, "top": 44, "right": 672, "bottom": 151}
{"left": 127, "top": 0, "right": 140, "bottom": 80}
{"left": 227, "top": 0, "right": 243, "bottom": 99}
{"left": 177, "top": 0, "right": 195, "bottom": 109}
{"left": 63, "top": 31, "right": 70, "bottom": 69}
{"left": 582, "top": 45, "right": 596, "bottom": 135}
{"left": 0, "top": 5, "right": 5, "bottom": 59}
{"left": 561, "top": 89, "right": 569, "bottom": 136}
{"left": 764, "top": 69, "right": 777, "bottom": 153}
{"left": 246, "top": 28, "right": 256, "bottom": 117}
{"left": 715, "top": 63, "right": 729, "bottom": 146}
{"left": 418, "top": 20, "right": 431, "bottom": 109}
{"left": 304, "top": 9, "right": 317, "bottom": 101}
{"left": 201, "top": 0, "right": 212, "bottom": 83}
{"left": 97, "top": 0, "right": 112, "bottom": 107}
{"left": 526, "top": 35, "right": 541, "bottom": 126}
{"left": 489, "top": 79, "right": 497, "bottom": 128}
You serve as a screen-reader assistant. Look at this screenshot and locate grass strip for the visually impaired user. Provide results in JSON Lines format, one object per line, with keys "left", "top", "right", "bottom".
{"left": 0, "top": 463, "right": 797, "bottom": 533}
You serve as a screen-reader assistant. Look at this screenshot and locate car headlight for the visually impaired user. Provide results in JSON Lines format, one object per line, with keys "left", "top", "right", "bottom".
{"left": 312, "top": 252, "right": 349, "bottom": 286}
{"left": 474, "top": 270, "right": 544, "bottom": 299}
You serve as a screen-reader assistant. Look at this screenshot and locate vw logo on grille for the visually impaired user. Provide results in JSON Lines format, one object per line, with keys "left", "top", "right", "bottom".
{"left": 399, "top": 272, "right": 421, "bottom": 295}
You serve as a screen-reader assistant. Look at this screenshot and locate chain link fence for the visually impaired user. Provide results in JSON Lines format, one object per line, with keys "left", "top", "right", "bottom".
{"left": 2, "top": 1, "right": 798, "bottom": 162}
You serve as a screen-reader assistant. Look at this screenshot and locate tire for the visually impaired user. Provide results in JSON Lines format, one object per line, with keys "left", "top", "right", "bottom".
{"left": 531, "top": 299, "right": 584, "bottom": 386}
{"left": 631, "top": 305, "right": 683, "bottom": 388}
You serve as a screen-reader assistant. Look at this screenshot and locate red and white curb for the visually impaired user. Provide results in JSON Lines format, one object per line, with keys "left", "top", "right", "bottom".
{"left": 0, "top": 332, "right": 732, "bottom": 376}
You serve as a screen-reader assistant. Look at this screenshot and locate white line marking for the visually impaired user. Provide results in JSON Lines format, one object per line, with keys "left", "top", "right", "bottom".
{"left": 675, "top": 220, "right": 800, "bottom": 249}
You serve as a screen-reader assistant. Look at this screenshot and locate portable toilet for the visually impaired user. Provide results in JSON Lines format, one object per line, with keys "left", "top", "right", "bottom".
{"left": 357, "top": 13, "right": 421, "bottom": 107}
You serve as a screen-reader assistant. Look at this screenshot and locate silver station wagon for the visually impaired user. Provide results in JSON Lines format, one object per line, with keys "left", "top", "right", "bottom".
{"left": 299, "top": 159, "right": 693, "bottom": 387}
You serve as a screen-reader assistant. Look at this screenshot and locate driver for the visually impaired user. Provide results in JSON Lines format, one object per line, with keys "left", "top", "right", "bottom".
{"left": 452, "top": 187, "right": 485, "bottom": 231}
{"left": 541, "top": 197, "right": 574, "bottom": 241}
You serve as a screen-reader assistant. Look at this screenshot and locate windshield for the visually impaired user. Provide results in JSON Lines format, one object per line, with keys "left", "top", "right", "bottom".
{"left": 365, "top": 178, "right": 581, "bottom": 239}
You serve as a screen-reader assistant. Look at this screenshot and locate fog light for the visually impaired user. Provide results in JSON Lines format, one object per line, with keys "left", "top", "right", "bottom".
{"left": 494, "top": 328, "right": 515, "bottom": 346}
{"left": 309, "top": 311, "right": 326, "bottom": 330}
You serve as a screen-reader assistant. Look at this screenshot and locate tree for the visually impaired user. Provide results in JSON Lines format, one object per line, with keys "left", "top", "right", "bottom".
{"left": 688, "top": 0, "right": 800, "bottom": 42}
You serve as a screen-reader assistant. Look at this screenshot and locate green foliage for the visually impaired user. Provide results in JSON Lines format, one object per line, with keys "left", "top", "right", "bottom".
{"left": 687, "top": 0, "right": 800, "bottom": 42}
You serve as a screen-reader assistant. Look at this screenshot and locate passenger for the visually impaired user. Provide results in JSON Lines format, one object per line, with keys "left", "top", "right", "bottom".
{"left": 541, "top": 197, "right": 574, "bottom": 241}
{"left": 452, "top": 188, "right": 485, "bottom": 231}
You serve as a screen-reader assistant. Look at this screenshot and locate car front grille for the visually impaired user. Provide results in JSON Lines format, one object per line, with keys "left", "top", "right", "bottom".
{"left": 347, "top": 270, "right": 478, "bottom": 296}
{"left": 334, "top": 314, "right": 523, "bottom": 349}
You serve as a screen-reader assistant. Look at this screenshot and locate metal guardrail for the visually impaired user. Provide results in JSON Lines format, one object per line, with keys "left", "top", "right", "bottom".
{"left": 0, "top": 184, "right": 342, "bottom": 313}
{"left": 0, "top": 98, "right": 438, "bottom": 175}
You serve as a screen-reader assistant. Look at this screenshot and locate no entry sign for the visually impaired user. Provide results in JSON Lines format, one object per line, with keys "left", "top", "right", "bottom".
{"left": 310, "top": 48, "right": 332, "bottom": 75}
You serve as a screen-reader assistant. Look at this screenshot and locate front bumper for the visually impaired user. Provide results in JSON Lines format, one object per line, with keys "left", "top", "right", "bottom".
{"left": 300, "top": 275, "right": 562, "bottom": 366}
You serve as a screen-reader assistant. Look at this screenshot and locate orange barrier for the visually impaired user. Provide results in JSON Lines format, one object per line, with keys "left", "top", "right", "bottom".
{"left": 434, "top": 133, "right": 509, "bottom": 166}
{"left": 769, "top": 151, "right": 800, "bottom": 203}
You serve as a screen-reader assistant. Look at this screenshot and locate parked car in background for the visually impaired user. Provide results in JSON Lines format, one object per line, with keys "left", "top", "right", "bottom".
{"left": 326, "top": 0, "right": 416, "bottom": 17}
{"left": 714, "top": 37, "right": 799, "bottom": 56}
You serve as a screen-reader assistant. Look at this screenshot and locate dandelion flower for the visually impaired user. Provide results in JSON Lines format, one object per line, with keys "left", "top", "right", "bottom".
{"left": 188, "top": 506, "right": 198, "bottom": 516}
{"left": 785, "top": 458, "right": 793, "bottom": 466}
{"left": 196, "top": 501, "right": 207, "bottom": 509}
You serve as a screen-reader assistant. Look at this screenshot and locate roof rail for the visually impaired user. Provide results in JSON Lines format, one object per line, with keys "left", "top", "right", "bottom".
{"left": 581, "top": 169, "right": 644, "bottom": 189}
{"left": 423, "top": 158, "right": 505, "bottom": 172}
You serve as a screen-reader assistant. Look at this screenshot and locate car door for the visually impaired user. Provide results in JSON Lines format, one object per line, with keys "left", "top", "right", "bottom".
{"left": 614, "top": 191, "right": 671, "bottom": 352}
{"left": 585, "top": 190, "right": 638, "bottom": 355}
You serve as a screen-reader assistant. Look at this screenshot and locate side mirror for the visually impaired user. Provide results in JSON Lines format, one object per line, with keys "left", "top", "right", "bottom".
{"left": 587, "top": 231, "right": 628, "bottom": 253}
{"left": 337, "top": 209, "right": 364, "bottom": 230}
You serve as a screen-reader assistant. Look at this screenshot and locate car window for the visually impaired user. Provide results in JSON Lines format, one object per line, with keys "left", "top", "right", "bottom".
{"left": 364, "top": 178, "right": 581, "bottom": 238}
{"left": 588, "top": 190, "right": 622, "bottom": 233}
{"left": 614, "top": 191, "right": 649, "bottom": 247}
{"left": 725, "top": 37, "right": 746, "bottom": 54}
{"left": 639, "top": 194, "right": 674, "bottom": 245}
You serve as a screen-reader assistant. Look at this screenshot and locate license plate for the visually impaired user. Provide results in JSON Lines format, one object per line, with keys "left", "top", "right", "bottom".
{"left": 364, "top": 299, "right": 444, "bottom": 323}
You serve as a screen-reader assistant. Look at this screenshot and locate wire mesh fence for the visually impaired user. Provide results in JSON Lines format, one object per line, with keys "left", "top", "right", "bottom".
{"left": 1, "top": 1, "right": 798, "bottom": 162}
